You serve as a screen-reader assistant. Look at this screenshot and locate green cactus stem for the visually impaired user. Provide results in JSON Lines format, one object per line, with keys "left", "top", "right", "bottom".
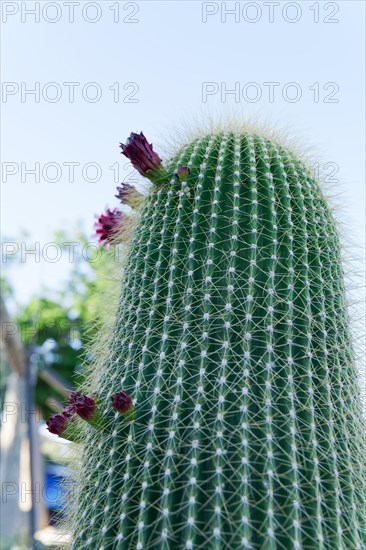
{"left": 69, "top": 129, "right": 366, "bottom": 550}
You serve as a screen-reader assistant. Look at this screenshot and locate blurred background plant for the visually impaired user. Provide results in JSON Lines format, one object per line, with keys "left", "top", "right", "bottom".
{"left": 1, "top": 227, "right": 125, "bottom": 549}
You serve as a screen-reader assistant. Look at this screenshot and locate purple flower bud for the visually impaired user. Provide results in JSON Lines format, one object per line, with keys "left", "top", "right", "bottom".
{"left": 120, "top": 132, "right": 161, "bottom": 177}
{"left": 111, "top": 391, "right": 136, "bottom": 420}
{"left": 46, "top": 406, "right": 73, "bottom": 437}
{"left": 115, "top": 183, "right": 144, "bottom": 209}
{"left": 94, "top": 208, "right": 122, "bottom": 249}
{"left": 68, "top": 391, "right": 95, "bottom": 421}
{"left": 176, "top": 166, "right": 190, "bottom": 183}
{"left": 111, "top": 391, "right": 132, "bottom": 413}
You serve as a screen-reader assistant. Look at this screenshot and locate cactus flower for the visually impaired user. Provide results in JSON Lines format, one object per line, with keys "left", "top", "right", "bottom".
{"left": 46, "top": 405, "right": 75, "bottom": 439}
{"left": 94, "top": 208, "right": 122, "bottom": 249}
{"left": 68, "top": 391, "right": 95, "bottom": 421}
{"left": 115, "top": 183, "right": 144, "bottom": 209}
{"left": 68, "top": 391, "right": 104, "bottom": 430}
{"left": 120, "top": 132, "right": 161, "bottom": 176}
{"left": 111, "top": 391, "right": 135, "bottom": 420}
{"left": 120, "top": 131, "right": 169, "bottom": 184}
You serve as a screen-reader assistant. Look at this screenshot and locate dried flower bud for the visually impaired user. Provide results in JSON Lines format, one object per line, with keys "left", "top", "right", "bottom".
{"left": 115, "top": 183, "right": 144, "bottom": 209}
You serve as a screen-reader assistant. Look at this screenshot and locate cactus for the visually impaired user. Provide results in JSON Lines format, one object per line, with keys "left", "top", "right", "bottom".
{"left": 68, "top": 127, "right": 366, "bottom": 549}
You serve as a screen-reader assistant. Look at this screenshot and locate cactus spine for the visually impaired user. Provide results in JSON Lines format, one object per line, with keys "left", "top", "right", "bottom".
{"left": 70, "top": 130, "right": 366, "bottom": 549}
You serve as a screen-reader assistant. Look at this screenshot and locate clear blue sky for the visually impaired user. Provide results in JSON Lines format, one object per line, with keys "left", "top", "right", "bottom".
{"left": 2, "top": 1, "right": 365, "bottom": 308}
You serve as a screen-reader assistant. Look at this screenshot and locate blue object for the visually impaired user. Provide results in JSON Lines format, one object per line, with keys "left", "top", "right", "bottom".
{"left": 44, "top": 463, "right": 71, "bottom": 510}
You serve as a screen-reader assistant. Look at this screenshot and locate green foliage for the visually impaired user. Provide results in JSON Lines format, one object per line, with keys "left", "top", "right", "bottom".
{"left": 69, "top": 131, "right": 365, "bottom": 549}
{"left": 2, "top": 229, "right": 116, "bottom": 419}
{"left": 15, "top": 296, "right": 85, "bottom": 418}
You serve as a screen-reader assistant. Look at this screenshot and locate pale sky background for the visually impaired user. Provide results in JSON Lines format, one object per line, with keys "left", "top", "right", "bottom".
{"left": 1, "top": 0, "right": 365, "bottom": 320}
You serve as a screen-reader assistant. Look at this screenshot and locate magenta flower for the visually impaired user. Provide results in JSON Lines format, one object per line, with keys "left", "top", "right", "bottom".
{"left": 176, "top": 166, "right": 190, "bottom": 182}
{"left": 68, "top": 391, "right": 104, "bottom": 430}
{"left": 120, "top": 132, "right": 161, "bottom": 177}
{"left": 68, "top": 391, "right": 95, "bottom": 421}
{"left": 46, "top": 406, "right": 74, "bottom": 437}
{"left": 94, "top": 208, "right": 122, "bottom": 249}
{"left": 115, "top": 183, "right": 144, "bottom": 209}
{"left": 111, "top": 391, "right": 136, "bottom": 420}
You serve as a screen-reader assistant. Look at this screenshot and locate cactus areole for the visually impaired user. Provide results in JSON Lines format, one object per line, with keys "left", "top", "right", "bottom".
{"left": 70, "top": 129, "right": 366, "bottom": 549}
